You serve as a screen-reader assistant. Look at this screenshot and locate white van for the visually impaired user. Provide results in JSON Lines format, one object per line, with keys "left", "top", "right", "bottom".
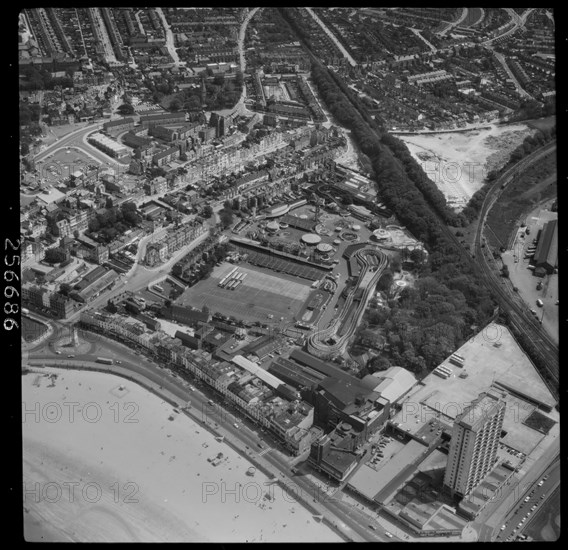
{"left": 536, "top": 299, "right": 543, "bottom": 307}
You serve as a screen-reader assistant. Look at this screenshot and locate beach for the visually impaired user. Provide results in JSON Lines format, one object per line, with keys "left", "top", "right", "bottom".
{"left": 22, "top": 368, "right": 341, "bottom": 542}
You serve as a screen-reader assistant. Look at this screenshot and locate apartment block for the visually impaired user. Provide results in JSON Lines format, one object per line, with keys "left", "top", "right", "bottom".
{"left": 444, "top": 391, "right": 506, "bottom": 498}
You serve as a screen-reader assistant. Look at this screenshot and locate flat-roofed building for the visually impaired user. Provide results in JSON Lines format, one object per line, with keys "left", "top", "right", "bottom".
{"left": 88, "top": 132, "right": 130, "bottom": 160}
{"left": 534, "top": 219, "right": 557, "bottom": 274}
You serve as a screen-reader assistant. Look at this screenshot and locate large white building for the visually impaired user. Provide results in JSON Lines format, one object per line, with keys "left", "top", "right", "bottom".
{"left": 88, "top": 132, "right": 129, "bottom": 159}
{"left": 444, "top": 391, "right": 506, "bottom": 498}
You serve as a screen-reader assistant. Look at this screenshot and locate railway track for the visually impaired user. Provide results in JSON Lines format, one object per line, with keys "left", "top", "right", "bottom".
{"left": 473, "top": 142, "right": 559, "bottom": 397}
{"left": 281, "top": 9, "right": 558, "bottom": 396}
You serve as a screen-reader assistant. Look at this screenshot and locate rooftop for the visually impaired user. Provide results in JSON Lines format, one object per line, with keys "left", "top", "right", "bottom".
{"left": 456, "top": 392, "right": 505, "bottom": 432}
{"left": 348, "top": 439, "right": 429, "bottom": 502}
{"left": 390, "top": 323, "right": 558, "bottom": 455}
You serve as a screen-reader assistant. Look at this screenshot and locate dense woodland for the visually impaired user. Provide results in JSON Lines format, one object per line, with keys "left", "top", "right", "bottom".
{"left": 311, "top": 59, "right": 498, "bottom": 376}
{"left": 279, "top": 8, "right": 497, "bottom": 377}
{"left": 85, "top": 202, "right": 142, "bottom": 244}
{"left": 460, "top": 125, "right": 556, "bottom": 224}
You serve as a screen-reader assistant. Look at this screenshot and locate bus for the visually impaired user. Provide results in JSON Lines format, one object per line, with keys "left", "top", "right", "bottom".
{"left": 154, "top": 285, "right": 164, "bottom": 293}
{"left": 96, "top": 357, "right": 113, "bottom": 365}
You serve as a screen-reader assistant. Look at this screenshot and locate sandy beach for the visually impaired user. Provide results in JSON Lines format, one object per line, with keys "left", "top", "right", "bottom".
{"left": 22, "top": 368, "right": 341, "bottom": 542}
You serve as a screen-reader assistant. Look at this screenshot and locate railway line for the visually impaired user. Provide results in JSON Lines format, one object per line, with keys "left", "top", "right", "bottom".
{"left": 278, "top": 9, "right": 558, "bottom": 398}
{"left": 473, "top": 141, "right": 559, "bottom": 397}
{"left": 318, "top": 53, "right": 559, "bottom": 391}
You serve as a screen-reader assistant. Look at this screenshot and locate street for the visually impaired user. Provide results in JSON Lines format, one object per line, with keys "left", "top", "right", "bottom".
{"left": 28, "top": 330, "right": 397, "bottom": 542}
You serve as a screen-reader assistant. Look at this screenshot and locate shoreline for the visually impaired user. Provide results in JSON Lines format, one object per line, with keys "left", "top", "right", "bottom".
{"left": 22, "top": 365, "right": 343, "bottom": 542}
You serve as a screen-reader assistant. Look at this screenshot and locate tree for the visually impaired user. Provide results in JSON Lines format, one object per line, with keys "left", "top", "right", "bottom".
{"left": 202, "top": 205, "right": 214, "bottom": 218}
{"left": 376, "top": 270, "right": 394, "bottom": 292}
{"left": 44, "top": 247, "right": 67, "bottom": 264}
{"left": 410, "top": 248, "right": 425, "bottom": 265}
{"left": 170, "top": 98, "right": 182, "bottom": 112}
{"left": 368, "top": 355, "right": 391, "bottom": 373}
{"left": 117, "top": 103, "right": 135, "bottom": 115}
{"left": 88, "top": 218, "right": 101, "bottom": 232}
{"left": 59, "top": 283, "right": 72, "bottom": 296}
{"left": 220, "top": 209, "right": 234, "bottom": 229}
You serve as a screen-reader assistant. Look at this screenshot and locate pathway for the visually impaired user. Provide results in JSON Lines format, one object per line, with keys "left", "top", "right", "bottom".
{"left": 155, "top": 8, "right": 181, "bottom": 66}
{"left": 409, "top": 28, "right": 437, "bottom": 53}
{"left": 439, "top": 8, "right": 468, "bottom": 36}
{"left": 305, "top": 8, "right": 357, "bottom": 67}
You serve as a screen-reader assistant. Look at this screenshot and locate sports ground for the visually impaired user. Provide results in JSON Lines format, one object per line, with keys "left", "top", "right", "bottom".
{"left": 175, "top": 262, "right": 312, "bottom": 323}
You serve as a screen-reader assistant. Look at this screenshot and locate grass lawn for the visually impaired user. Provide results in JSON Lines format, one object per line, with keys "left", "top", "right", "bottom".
{"left": 175, "top": 263, "right": 312, "bottom": 323}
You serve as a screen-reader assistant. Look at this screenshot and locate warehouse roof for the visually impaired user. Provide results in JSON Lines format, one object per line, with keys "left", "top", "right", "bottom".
{"left": 534, "top": 219, "right": 557, "bottom": 269}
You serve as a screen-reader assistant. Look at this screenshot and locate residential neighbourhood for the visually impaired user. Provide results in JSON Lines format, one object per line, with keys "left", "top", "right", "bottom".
{"left": 20, "top": 7, "right": 557, "bottom": 545}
